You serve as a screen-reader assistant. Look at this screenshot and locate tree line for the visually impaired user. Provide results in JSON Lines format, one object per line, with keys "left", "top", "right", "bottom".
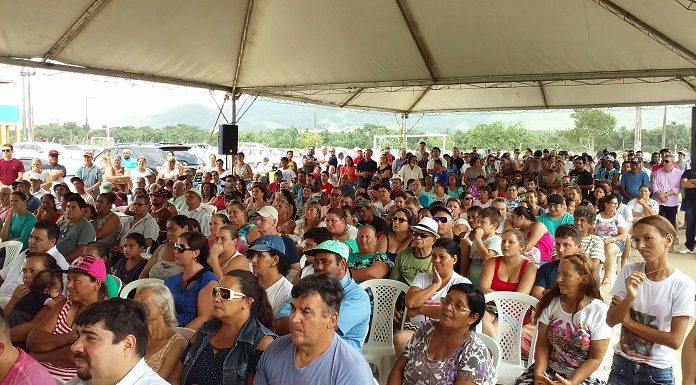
{"left": 32, "top": 109, "right": 691, "bottom": 154}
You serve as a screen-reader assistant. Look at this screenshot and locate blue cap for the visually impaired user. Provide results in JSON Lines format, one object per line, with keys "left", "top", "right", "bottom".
{"left": 247, "top": 235, "right": 286, "bottom": 254}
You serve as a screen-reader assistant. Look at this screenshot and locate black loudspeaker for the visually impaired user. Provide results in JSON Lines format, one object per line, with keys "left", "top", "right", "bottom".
{"left": 218, "top": 124, "right": 238, "bottom": 155}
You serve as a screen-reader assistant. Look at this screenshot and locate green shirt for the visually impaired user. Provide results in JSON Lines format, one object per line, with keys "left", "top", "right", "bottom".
{"left": 347, "top": 251, "right": 393, "bottom": 284}
{"left": 105, "top": 274, "right": 120, "bottom": 298}
{"left": 9, "top": 212, "right": 37, "bottom": 250}
{"left": 390, "top": 247, "right": 432, "bottom": 286}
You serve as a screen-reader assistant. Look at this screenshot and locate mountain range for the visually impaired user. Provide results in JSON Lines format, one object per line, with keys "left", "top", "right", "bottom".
{"left": 119, "top": 99, "right": 694, "bottom": 132}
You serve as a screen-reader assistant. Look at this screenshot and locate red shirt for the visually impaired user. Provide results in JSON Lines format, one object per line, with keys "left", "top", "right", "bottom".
{"left": 0, "top": 158, "right": 24, "bottom": 186}
{"left": 320, "top": 182, "right": 335, "bottom": 194}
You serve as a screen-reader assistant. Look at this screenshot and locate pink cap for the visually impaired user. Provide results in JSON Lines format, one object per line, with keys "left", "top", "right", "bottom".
{"left": 61, "top": 255, "right": 106, "bottom": 282}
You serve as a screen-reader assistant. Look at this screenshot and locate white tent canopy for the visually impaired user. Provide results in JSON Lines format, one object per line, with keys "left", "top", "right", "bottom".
{"left": 1, "top": 0, "right": 695, "bottom": 114}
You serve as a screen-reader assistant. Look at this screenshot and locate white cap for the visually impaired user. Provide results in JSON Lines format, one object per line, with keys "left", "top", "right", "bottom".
{"left": 28, "top": 173, "right": 44, "bottom": 182}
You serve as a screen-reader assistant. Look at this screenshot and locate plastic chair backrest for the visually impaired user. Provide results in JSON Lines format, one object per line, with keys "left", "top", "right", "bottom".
{"left": 477, "top": 332, "right": 501, "bottom": 370}
{"left": 484, "top": 292, "right": 538, "bottom": 366}
{"left": 174, "top": 326, "right": 196, "bottom": 340}
{"left": 0, "top": 240, "right": 23, "bottom": 269}
{"left": 358, "top": 279, "right": 409, "bottom": 344}
{"left": 119, "top": 278, "right": 163, "bottom": 298}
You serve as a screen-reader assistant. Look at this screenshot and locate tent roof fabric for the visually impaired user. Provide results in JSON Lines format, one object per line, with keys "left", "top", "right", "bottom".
{"left": 1, "top": 0, "right": 695, "bottom": 113}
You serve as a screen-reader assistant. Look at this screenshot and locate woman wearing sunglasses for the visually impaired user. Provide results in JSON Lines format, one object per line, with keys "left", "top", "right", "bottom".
{"left": 164, "top": 232, "right": 218, "bottom": 330}
{"left": 176, "top": 270, "right": 275, "bottom": 385}
{"left": 388, "top": 283, "right": 495, "bottom": 385}
{"left": 377, "top": 208, "right": 414, "bottom": 263}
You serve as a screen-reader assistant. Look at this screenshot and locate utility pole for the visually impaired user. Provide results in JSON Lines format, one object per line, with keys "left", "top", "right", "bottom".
{"left": 19, "top": 70, "right": 35, "bottom": 142}
{"left": 661, "top": 105, "right": 667, "bottom": 149}
{"left": 634, "top": 106, "right": 642, "bottom": 151}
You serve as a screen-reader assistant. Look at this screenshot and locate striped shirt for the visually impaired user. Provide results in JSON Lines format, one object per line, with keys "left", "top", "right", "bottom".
{"left": 40, "top": 300, "right": 77, "bottom": 381}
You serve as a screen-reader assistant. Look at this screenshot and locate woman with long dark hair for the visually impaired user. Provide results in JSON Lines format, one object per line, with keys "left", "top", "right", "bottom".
{"left": 141, "top": 215, "right": 190, "bottom": 280}
{"left": 514, "top": 254, "right": 610, "bottom": 385}
{"left": 164, "top": 231, "right": 218, "bottom": 329}
{"left": 176, "top": 270, "right": 275, "bottom": 385}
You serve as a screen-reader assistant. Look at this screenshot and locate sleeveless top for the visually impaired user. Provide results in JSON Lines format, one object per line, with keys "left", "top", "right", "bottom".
{"left": 342, "top": 165, "right": 357, "bottom": 182}
{"left": 93, "top": 211, "right": 122, "bottom": 249}
{"left": 146, "top": 332, "right": 187, "bottom": 373}
{"left": 386, "top": 232, "right": 413, "bottom": 262}
{"left": 164, "top": 270, "right": 219, "bottom": 327}
{"left": 41, "top": 300, "right": 78, "bottom": 381}
{"left": 149, "top": 245, "right": 183, "bottom": 280}
{"left": 530, "top": 229, "right": 554, "bottom": 263}
{"left": 491, "top": 258, "right": 531, "bottom": 292}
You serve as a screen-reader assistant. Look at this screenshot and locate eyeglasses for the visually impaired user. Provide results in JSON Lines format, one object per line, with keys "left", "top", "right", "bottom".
{"left": 463, "top": 197, "right": 474, "bottom": 200}
{"left": 393, "top": 217, "right": 409, "bottom": 223}
{"left": 49, "top": 154, "right": 58, "bottom": 158}
{"left": 662, "top": 160, "right": 672, "bottom": 164}
{"left": 441, "top": 296, "right": 471, "bottom": 313}
{"left": 212, "top": 286, "right": 246, "bottom": 300}
{"left": 1, "top": 149, "right": 10, "bottom": 153}
{"left": 173, "top": 243, "right": 194, "bottom": 253}
{"left": 412, "top": 231, "right": 431, "bottom": 239}
{"left": 433, "top": 216, "right": 449, "bottom": 223}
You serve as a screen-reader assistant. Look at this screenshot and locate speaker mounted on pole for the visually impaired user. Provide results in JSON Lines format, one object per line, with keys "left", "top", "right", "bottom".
{"left": 218, "top": 124, "right": 238, "bottom": 155}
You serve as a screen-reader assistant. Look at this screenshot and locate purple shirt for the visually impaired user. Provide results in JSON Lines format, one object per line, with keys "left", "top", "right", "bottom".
{"left": 0, "top": 349, "right": 54, "bottom": 385}
{"left": 651, "top": 167, "right": 682, "bottom": 207}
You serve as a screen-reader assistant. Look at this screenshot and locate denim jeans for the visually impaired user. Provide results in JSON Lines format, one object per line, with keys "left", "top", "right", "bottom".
{"left": 683, "top": 201, "right": 696, "bottom": 250}
{"left": 608, "top": 354, "right": 674, "bottom": 385}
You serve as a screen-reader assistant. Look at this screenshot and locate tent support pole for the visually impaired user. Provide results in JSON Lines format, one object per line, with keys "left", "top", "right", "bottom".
{"left": 691, "top": 107, "right": 696, "bottom": 169}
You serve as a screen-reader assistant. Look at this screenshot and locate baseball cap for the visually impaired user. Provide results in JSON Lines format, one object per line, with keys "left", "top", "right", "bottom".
{"left": 58, "top": 255, "right": 106, "bottom": 282}
{"left": 603, "top": 155, "right": 615, "bottom": 162}
{"left": 247, "top": 235, "right": 286, "bottom": 254}
{"left": 28, "top": 173, "right": 44, "bottom": 182}
{"left": 256, "top": 206, "right": 278, "bottom": 221}
{"left": 150, "top": 186, "right": 172, "bottom": 199}
{"left": 48, "top": 150, "right": 59, "bottom": 156}
{"left": 631, "top": 157, "right": 643, "bottom": 164}
{"left": 53, "top": 182, "right": 69, "bottom": 191}
{"left": 547, "top": 194, "right": 565, "bottom": 205}
{"left": 355, "top": 197, "right": 372, "bottom": 208}
{"left": 83, "top": 150, "right": 94, "bottom": 157}
{"left": 410, "top": 217, "right": 440, "bottom": 238}
{"left": 429, "top": 204, "right": 452, "bottom": 217}
{"left": 304, "top": 240, "right": 350, "bottom": 260}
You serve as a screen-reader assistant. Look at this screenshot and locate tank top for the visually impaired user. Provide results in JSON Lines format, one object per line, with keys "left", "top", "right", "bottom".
{"left": 491, "top": 257, "right": 530, "bottom": 292}
{"left": 145, "top": 332, "right": 187, "bottom": 373}
{"left": 41, "top": 300, "right": 78, "bottom": 381}
{"left": 149, "top": 245, "right": 183, "bottom": 280}
{"left": 93, "top": 211, "right": 122, "bottom": 249}
{"left": 530, "top": 229, "right": 554, "bottom": 263}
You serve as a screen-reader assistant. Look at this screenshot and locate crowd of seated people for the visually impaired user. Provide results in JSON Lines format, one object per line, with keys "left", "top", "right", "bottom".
{"left": 0, "top": 143, "right": 693, "bottom": 385}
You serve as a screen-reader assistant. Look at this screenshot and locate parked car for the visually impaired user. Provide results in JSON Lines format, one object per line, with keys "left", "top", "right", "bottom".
{"left": 95, "top": 144, "right": 204, "bottom": 173}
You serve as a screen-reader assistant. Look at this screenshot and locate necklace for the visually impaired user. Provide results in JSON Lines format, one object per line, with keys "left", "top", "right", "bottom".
{"left": 645, "top": 266, "right": 670, "bottom": 275}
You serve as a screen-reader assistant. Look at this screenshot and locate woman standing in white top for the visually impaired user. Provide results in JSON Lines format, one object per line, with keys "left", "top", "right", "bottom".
{"left": 607, "top": 215, "right": 695, "bottom": 385}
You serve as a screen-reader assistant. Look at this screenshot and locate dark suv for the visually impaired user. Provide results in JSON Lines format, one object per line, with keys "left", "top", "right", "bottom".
{"left": 96, "top": 144, "right": 203, "bottom": 172}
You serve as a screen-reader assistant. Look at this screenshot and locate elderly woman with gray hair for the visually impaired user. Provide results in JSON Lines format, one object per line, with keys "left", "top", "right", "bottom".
{"left": 134, "top": 282, "right": 188, "bottom": 382}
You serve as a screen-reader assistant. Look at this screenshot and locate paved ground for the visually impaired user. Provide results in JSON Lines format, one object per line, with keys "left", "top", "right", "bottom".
{"left": 599, "top": 225, "right": 696, "bottom": 385}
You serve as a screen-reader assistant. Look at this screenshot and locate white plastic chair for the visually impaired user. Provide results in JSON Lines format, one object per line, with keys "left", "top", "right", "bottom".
{"left": 174, "top": 326, "right": 196, "bottom": 340}
{"left": 119, "top": 278, "right": 163, "bottom": 298}
{"left": 477, "top": 332, "right": 501, "bottom": 370}
{"left": 479, "top": 292, "right": 538, "bottom": 385}
{"left": 0, "top": 240, "right": 23, "bottom": 269}
{"left": 359, "top": 279, "right": 409, "bottom": 385}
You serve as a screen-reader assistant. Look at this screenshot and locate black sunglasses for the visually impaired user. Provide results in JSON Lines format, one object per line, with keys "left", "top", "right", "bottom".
{"left": 412, "top": 231, "right": 431, "bottom": 239}
{"left": 173, "top": 243, "right": 194, "bottom": 253}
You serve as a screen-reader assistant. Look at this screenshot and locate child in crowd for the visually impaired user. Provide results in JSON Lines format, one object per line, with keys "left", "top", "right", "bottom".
{"left": 6, "top": 270, "right": 63, "bottom": 327}
{"left": 112, "top": 232, "right": 148, "bottom": 286}
{"left": 460, "top": 207, "right": 502, "bottom": 287}
{"left": 573, "top": 205, "right": 606, "bottom": 270}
